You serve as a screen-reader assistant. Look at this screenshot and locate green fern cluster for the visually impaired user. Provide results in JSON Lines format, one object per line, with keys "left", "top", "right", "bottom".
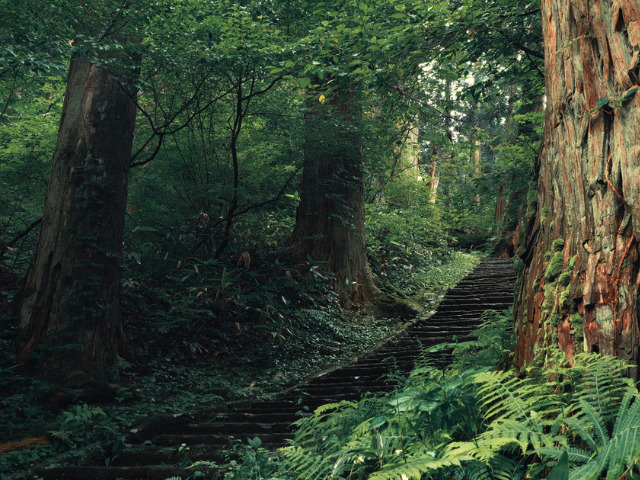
{"left": 448, "top": 351, "right": 639, "bottom": 480}
{"left": 226, "top": 311, "right": 640, "bottom": 480}
{"left": 277, "top": 359, "right": 490, "bottom": 479}
{"left": 48, "top": 403, "right": 125, "bottom": 466}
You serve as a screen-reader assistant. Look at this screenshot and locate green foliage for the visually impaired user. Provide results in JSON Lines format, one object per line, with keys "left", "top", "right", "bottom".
{"left": 1, "top": 0, "right": 548, "bottom": 477}
{"left": 273, "top": 309, "right": 515, "bottom": 480}
{"left": 48, "top": 403, "right": 125, "bottom": 464}
{"left": 366, "top": 187, "right": 455, "bottom": 298}
{"left": 0, "top": 76, "right": 64, "bottom": 272}
{"left": 448, "top": 351, "right": 638, "bottom": 479}
{"left": 247, "top": 317, "right": 640, "bottom": 480}
{"left": 446, "top": 308, "right": 516, "bottom": 371}
{"left": 547, "top": 449, "right": 569, "bottom": 480}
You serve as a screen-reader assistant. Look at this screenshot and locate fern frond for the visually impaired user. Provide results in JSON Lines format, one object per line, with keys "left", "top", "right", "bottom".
{"left": 312, "top": 400, "right": 358, "bottom": 416}
{"left": 548, "top": 387, "right": 640, "bottom": 480}
{"left": 281, "top": 445, "right": 334, "bottom": 480}
{"left": 475, "top": 370, "right": 559, "bottom": 432}
{"left": 368, "top": 451, "right": 461, "bottom": 480}
{"left": 576, "top": 398, "right": 610, "bottom": 446}
{"left": 537, "top": 445, "right": 591, "bottom": 464}
{"left": 612, "top": 387, "right": 640, "bottom": 437}
{"left": 572, "top": 353, "right": 632, "bottom": 421}
{"left": 447, "top": 436, "right": 517, "bottom": 463}
{"left": 564, "top": 416, "right": 599, "bottom": 452}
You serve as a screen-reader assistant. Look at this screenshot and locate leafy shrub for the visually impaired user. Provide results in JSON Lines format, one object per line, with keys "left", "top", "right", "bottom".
{"left": 48, "top": 403, "right": 125, "bottom": 465}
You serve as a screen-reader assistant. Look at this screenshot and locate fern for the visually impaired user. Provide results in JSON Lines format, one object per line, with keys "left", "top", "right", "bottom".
{"left": 470, "top": 369, "right": 565, "bottom": 456}
{"left": 448, "top": 309, "right": 516, "bottom": 371}
{"left": 541, "top": 387, "right": 640, "bottom": 480}
{"left": 366, "top": 453, "right": 459, "bottom": 480}
{"left": 570, "top": 352, "right": 632, "bottom": 421}
{"left": 282, "top": 398, "right": 386, "bottom": 479}
{"left": 277, "top": 328, "right": 639, "bottom": 480}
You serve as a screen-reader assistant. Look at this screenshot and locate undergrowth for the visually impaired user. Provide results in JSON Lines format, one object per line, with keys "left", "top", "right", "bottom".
{"left": 0, "top": 241, "right": 477, "bottom": 478}
{"left": 218, "top": 310, "right": 640, "bottom": 480}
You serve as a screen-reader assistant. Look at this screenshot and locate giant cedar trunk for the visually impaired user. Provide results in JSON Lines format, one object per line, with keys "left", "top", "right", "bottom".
{"left": 290, "top": 81, "right": 379, "bottom": 307}
{"left": 16, "top": 53, "right": 138, "bottom": 383}
{"left": 515, "top": 0, "right": 640, "bottom": 376}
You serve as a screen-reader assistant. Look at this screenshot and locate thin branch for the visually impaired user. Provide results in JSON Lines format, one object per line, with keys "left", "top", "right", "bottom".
{"left": 499, "top": 8, "right": 541, "bottom": 19}
{"left": 242, "top": 74, "right": 284, "bottom": 102}
{"left": 496, "top": 29, "right": 544, "bottom": 59}
{"left": 0, "top": 217, "right": 42, "bottom": 258}
{"left": 130, "top": 133, "right": 164, "bottom": 167}
{"left": 186, "top": 164, "right": 303, "bottom": 260}
{"left": 0, "top": 72, "right": 19, "bottom": 120}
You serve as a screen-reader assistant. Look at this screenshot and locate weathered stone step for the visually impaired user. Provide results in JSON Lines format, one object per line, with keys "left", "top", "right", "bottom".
{"left": 409, "top": 323, "right": 489, "bottom": 332}
{"left": 183, "top": 421, "right": 294, "bottom": 434}
{"left": 293, "top": 384, "right": 389, "bottom": 395}
{"left": 213, "top": 411, "right": 307, "bottom": 422}
{"left": 112, "top": 445, "right": 215, "bottom": 467}
{"left": 445, "top": 287, "right": 513, "bottom": 296}
{"left": 34, "top": 465, "right": 214, "bottom": 480}
{"left": 154, "top": 432, "right": 292, "bottom": 447}
{"left": 436, "top": 301, "right": 513, "bottom": 310}
{"left": 454, "top": 288, "right": 512, "bottom": 296}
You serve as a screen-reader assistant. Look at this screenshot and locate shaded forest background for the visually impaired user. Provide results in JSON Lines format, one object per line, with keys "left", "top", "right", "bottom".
{"left": 1, "top": 0, "right": 543, "bottom": 381}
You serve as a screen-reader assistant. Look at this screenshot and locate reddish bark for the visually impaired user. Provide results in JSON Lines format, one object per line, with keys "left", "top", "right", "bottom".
{"left": 515, "top": 0, "right": 640, "bottom": 376}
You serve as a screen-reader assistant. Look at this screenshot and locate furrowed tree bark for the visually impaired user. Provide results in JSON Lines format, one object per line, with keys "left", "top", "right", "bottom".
{"left": 290, "top": 80, "right": 379, "bottom": 307}
{"left": 514, "top": 0, "right": 640, "bottom": 376}
{"left": 16, "top": 48, "right": 138, "bottom": 383}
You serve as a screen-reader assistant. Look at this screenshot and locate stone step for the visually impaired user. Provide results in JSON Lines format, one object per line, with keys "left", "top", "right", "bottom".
{"left": 34, "top": 465, "right": 216, "bottom": 480}
{"left": 154, "top": 432, "right": 292, "bottom": 447}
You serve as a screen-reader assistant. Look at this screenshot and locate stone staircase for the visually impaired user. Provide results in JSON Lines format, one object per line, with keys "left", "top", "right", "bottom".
{"left": 37, "top": 257, "right": 516, "bottom": 480}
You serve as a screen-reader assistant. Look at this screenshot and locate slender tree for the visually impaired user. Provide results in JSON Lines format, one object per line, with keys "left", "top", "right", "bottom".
{"left": 16, "top": 17, "right": 139, "bottom": 383}
{"left": 514, "top": 0, "right": 640, "bottom": 375}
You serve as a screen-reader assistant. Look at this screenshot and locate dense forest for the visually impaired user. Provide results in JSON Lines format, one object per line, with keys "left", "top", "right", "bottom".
{"left": 1, "top": 0, "right": 639, "bottom": 479}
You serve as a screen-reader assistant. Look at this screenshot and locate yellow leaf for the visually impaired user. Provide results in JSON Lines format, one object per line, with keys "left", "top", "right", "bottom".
{"left": 319, "top": 94, "right": 326, "bottom": 103}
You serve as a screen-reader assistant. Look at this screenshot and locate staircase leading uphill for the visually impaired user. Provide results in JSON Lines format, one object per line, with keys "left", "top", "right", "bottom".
{"left": 36, "top": 258, "right": 516, "bottom": 480}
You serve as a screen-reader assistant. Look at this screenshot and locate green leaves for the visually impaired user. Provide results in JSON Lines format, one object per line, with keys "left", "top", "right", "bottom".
{"left": 296, "top": 77, "right": 312, "bottom": 88}
{"left": 547, "top": 449, "right": 569, "bottom": 480}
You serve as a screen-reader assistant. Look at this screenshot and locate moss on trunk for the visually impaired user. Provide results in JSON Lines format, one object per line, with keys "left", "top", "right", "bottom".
{"left": 514, "top": 0, "right": 640, "bottom": 377}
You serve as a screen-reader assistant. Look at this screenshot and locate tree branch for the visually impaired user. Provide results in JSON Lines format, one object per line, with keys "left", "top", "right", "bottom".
{"left": 496, "top": 29, "right": 544, "bottom": 59}
{"left": 0, "top": 217, "right": 42, "bottom": 259}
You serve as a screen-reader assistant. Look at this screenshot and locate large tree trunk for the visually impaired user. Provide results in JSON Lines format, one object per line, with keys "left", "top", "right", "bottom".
{"left": 16, "top": 52, "right": 138, "bottom": 384}
{"left": 290, "top": 81, "right": 379, "bottom": 307}
{"left": 514, "top": 0, "right": 640, "bottom": 376}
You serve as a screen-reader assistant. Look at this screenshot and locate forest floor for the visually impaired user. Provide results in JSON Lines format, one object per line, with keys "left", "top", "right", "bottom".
{"left": 0, "top": 248, "right": 479, "bottom": 477}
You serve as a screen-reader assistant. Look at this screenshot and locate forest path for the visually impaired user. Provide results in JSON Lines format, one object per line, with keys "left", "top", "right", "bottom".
{"left": 37, "top": 258, "right": 516, "bottom": 480}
